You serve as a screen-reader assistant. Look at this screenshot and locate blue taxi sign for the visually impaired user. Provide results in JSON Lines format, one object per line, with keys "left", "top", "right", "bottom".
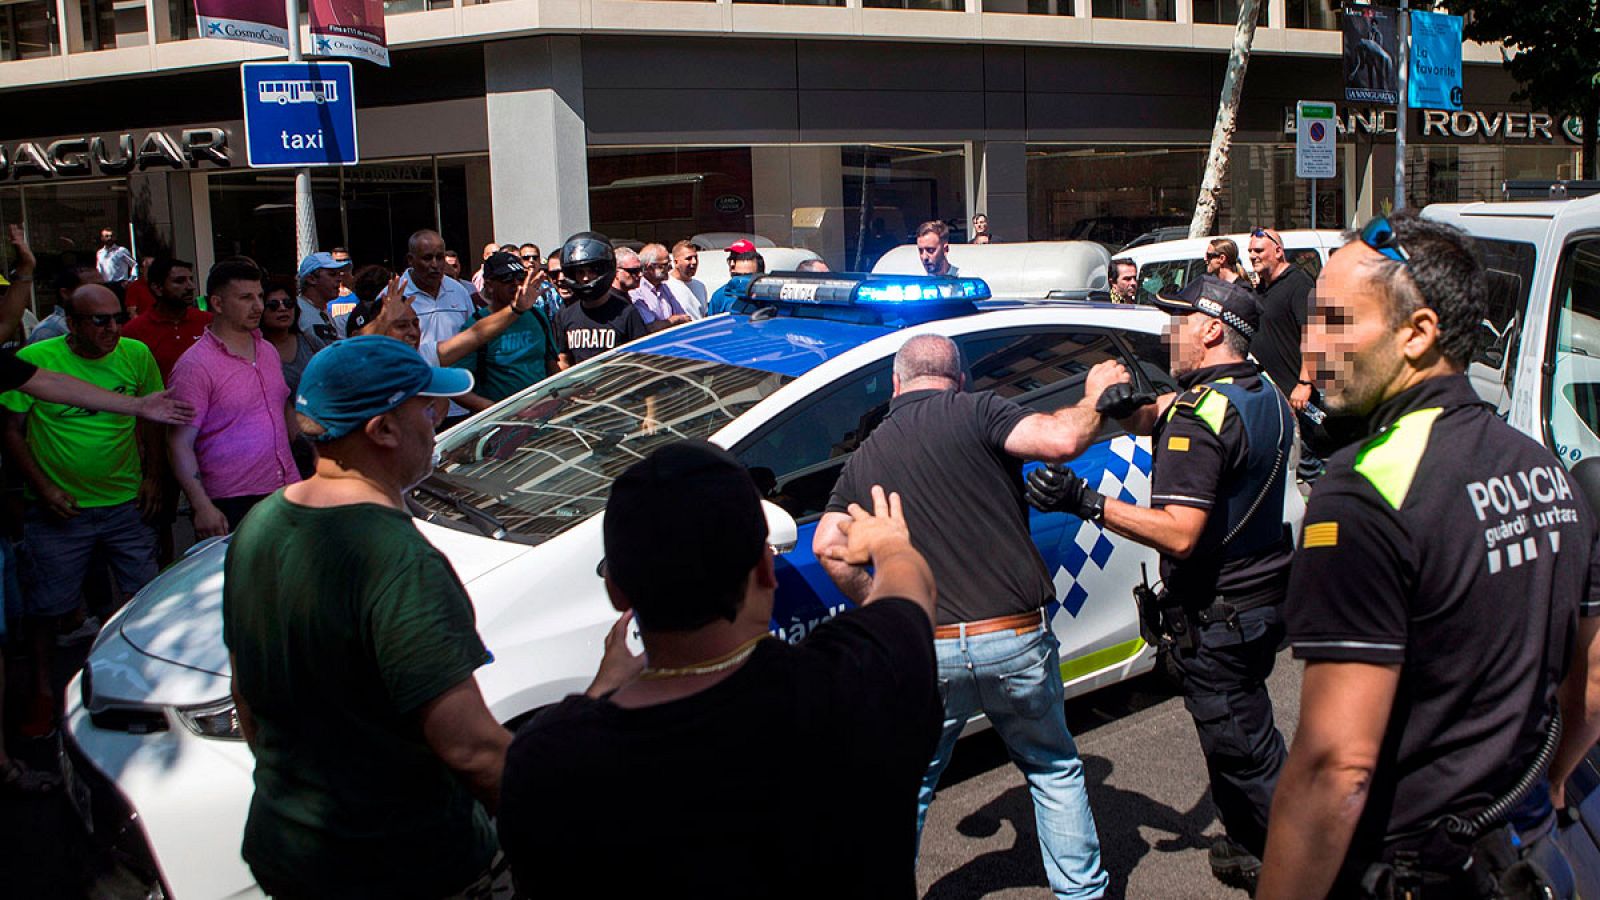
{"left": 241, "top": 61, "right": 359, "bottom": 168}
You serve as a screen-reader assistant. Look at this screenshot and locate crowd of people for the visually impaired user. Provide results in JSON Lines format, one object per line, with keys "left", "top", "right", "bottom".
{"left": 2, "top": 208, "right": 1598, "bottom": 900}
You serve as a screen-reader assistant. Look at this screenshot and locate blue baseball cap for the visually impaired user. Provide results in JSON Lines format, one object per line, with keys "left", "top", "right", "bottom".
{"left": 295, "top": 335, "right": 475, "bottom": 442}
{"left": 297, "top": 251, "right": 350, "bottom": 281}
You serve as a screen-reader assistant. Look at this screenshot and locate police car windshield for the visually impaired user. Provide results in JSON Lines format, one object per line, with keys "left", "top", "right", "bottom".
{"left": 416, "top": 352, "right": 793, "bottom": 543}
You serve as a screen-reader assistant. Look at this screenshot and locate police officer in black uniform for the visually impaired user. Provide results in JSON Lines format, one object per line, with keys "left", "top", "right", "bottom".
{"left": 1027, "top": 274, "right": 1296, "bottom": 890}
{"left": 1257, "top": 212, "right": 1600, "bottom": 900}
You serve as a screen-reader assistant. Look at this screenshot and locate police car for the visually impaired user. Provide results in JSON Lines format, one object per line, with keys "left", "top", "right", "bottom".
{"left": 62, "top": 271, "right": 1304, "bottom": 899}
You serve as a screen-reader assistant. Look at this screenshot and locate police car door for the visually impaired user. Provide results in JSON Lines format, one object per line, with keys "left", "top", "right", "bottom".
{"left": 958, "top": 327, "right": 1168, "bottom": 694}
{"left": 734, "top": 360, "right": 896, "bottom": 644}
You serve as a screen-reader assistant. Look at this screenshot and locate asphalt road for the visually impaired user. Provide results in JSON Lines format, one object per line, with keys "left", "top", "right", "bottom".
{"left": 917, "top": 648, "right": 1302, "bottom": 900}
{"left": 4, "top": 645, "right": 1302, "bottom": 900}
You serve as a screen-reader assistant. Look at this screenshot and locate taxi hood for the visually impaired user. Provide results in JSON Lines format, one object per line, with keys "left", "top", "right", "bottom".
{"left": 112, "top": 520, "right": 529, "bottom": 677}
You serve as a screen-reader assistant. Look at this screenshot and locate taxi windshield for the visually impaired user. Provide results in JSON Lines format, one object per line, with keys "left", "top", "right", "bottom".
{"left": 415, "top": 352, "right": 794, "bottom": 543}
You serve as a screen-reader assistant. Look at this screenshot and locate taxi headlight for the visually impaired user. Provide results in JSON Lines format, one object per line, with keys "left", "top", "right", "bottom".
{"left": 175, "top": 698, "right": 244, "bottom": 740}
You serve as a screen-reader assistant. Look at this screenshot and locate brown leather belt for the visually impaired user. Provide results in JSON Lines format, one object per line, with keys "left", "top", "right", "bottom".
{"left": 933, "top": 609, "right": 1046, "bottom": 641}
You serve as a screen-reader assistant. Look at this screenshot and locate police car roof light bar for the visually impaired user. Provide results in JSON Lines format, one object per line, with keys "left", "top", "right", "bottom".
{"left": 733, "top": 272, "right": 992, "bottom": 328}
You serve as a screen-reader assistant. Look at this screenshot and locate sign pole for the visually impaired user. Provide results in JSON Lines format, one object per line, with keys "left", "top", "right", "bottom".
{"left": 286, "top": 0, "right": 318, "bottom": 263}
{"left": 1394, "top": 0, "right": 1410, "bottom": 211}
{"left": 1311, "top": 178, "right": 1318, "bottom": 229}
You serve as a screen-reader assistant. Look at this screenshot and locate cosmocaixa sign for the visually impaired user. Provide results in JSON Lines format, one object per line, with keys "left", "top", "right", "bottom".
{"left": 0, "top": 128, "right": 232, "bottom": 182}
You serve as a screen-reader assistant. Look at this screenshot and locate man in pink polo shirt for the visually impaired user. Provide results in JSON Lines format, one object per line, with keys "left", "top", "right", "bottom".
{"left": 168, "top": 260, "right": 300, "bottom": 538}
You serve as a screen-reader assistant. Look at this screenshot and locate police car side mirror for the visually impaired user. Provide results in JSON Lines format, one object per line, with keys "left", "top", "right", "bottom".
{"left": 763, "top": 500, "right": 798, "bottom": 556}
{"left": 1571, "top": 458, "right": 1600, "bottom": 518}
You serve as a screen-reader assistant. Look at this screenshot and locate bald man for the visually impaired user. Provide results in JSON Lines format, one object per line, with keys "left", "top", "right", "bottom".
{"left": 814, "top": 334, "right": 1117, "bottom": 899}
{"left": 3, "top": 283, "right": 168, "bottom": 734}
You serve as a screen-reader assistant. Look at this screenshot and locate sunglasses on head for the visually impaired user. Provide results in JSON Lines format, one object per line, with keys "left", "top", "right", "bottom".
{"left": 1250, "top": 228, "right": 1283, "bottom": 249}
{"left": 1359, "top": 216, "right": 1411, "bottom": 265}
{"left": 75, "top": 311, "right": 130, "bottom": 327}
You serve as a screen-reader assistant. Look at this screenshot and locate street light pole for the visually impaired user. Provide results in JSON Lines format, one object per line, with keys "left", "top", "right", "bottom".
{"left": 1394, "top": 0, "right": 1410, "bottom": 210}
{"left": 286, "top": 0, "right": 318, "bottom": 262}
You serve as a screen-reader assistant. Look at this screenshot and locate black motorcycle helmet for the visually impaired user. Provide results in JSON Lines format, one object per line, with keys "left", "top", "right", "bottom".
{"left": 559, "top": 232, "right": 617, "bottom": 303}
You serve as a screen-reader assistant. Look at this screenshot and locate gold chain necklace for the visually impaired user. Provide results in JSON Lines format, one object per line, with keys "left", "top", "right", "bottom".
{"left": 638, "top": 634, "right": 769, "bottom": 681}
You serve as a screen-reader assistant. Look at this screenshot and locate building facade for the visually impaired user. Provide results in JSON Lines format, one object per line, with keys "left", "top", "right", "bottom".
{"left": 0, "top": 0, "right": 1583, "bottom": 307}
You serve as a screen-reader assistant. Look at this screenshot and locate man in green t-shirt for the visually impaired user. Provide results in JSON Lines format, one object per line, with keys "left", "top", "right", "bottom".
{"left": 453, "top": 251, "right": 558, "bottom": 404}
{"left": 223, "top": 335, "right": 512, "bottom": 899}
{"left": 1, "top": 283, "right": 165, "bottom": 733}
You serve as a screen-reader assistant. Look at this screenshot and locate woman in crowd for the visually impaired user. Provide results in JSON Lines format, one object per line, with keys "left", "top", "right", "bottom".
{"left": 260, "top": 275, "right": 322, "bottom": 478}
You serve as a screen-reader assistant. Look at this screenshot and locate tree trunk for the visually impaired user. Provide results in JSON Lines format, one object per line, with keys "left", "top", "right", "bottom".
{"left": 1191, "top": 0, "right": 1263, "bottom": 239}
{"left": 1583, "top": 88, "right": 1598, "bottom": 181}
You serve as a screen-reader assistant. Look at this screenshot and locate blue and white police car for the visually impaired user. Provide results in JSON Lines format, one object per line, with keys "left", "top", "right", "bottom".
{"left": 62, "top": 270, "right": 1303, "bottom": 898}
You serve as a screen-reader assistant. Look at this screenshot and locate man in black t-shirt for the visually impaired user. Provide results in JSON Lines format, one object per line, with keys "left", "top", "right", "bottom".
{"left": 1248, "top": 228, "right": 1328, "bottom": 479}
{"left": 814, "top": 334, "right": 1112, "bottom": 899}
{"left": 552, "top": 287, "right": 649, "bottom": 368}
{"left": 1028, "top": 275, "right": 1295, "bottom": 891}
{"left": 1258, "top": 213, "right": 1600, "bottom": 900}
{"left": 499, "top": 441, "right": 941, "bottom": 899}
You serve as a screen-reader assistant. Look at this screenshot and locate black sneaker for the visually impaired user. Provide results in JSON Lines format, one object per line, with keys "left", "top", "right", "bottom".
{"left": 1209, "top": 836, "right": 1261, "bottom": 894}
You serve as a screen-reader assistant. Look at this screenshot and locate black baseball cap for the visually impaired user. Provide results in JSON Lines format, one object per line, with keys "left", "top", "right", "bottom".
{"left": 602, "top": 441, "right": 768, "bottom": 616}
{"left": 1151, "top": 274, "right": 1261, "bottom": 339}
{"left": 482, "top": 250, "right": 527, "bottom": 283}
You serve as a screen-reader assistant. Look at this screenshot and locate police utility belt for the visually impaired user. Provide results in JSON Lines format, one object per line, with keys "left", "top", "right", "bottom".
{"left": 1133, "top": 377, "right": 1293, "bottom": 655}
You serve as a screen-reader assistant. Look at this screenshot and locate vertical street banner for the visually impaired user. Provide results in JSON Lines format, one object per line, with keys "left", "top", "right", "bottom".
{"left": 310, "top": 0, "right": 390, "bottom": 67}
{"left": 1343, "top": 5, "right": 1399, "bottom": 105}
{"left": 1408, "top": 10, "right": 1463, "bottom": 111}
{"left": 1296, "top": 102, "right": 1337, "bottom": 180}
{"left": 194, "top": 0, "right": 288, "bottom": 49}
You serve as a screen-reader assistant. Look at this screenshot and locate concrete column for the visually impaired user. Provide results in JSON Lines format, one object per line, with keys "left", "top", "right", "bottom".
{"left": 971, "top": 140, "right": 1026, "bottom": 242}
{"left": 485, "top": 36, "right": 589, "bottom": 250}
{"left": 190, "top": 171, "right": 214, "bottom": 280}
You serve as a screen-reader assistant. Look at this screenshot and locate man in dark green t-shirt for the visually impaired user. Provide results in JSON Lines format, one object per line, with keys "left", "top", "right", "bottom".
{"left": 222, "top": 335, "right": 512, "bottom": 899}
{"left": 454, "top": 251, "right": 558, "bottom": 404}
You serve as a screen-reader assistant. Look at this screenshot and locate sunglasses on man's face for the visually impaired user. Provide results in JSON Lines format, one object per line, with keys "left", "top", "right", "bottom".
{"left": 521, "top": 254, "right": 538, "bottom": 262}
{"left": 1251, "top": 228, "right": 1283, "bottom": 249}
{"left": 75, "top": 311, "right": 130, "bottom": 327}
{"left": 1358, "top": 216, "right": 1411, "bottom": 265}
{"left": 620, "top": 266, "right": 643, "bottom": 276}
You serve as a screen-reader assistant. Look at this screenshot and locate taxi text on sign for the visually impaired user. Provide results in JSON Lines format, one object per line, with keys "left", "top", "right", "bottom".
{"left": 1408, "top": 11, "right": 1464, "bottom": 112}
{"left": 1296, "top": 102, "right": 1337, "bottom": 180}
{"left": 240, "top": 62, "right": 359, "bottom": 168}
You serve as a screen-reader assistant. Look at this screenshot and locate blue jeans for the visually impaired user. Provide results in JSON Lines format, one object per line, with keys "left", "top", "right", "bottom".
{"left": 917, "top": 622, "right": 1108, "bottom": 899}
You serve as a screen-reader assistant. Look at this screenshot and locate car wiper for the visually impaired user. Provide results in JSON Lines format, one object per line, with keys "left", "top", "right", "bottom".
{"left": 412, "top": 478, "right": 509, "bottom": 541}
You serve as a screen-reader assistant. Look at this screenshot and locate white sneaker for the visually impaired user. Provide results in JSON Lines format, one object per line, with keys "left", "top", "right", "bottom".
{"left": 56, "top": 616, "right": 102, "bottom": 647}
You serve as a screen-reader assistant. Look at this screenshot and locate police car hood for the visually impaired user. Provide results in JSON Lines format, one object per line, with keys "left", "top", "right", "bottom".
{"left": 110, "top": 520, "right": 528, "bottom": 678}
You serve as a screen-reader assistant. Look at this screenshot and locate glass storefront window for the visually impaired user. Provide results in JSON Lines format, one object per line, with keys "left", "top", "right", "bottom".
{"left": 80, "top": 0, "right": 149, "bottom": 49}
{"left": 0, "top": 180, "right": 130, "bottom": 318}
{"left": 1091, "top": 0, "right": 1174, "bottom": 21}
{"left": 209, "top": 154, "right": 492, "bottom": 281}
{"left": 983, "top": 0, "right": 1073, "bottom": 15}
{"left": 1406, "top": 145, "right": 1582, "bottom": 209}
{"left": 1192, "top": 0, "right": 1265, "bottom": 26}
{"left": 163, "top": 0, "right": 198, "bottom": 41}
{"left": 1025, "top": 143, "right": 1342, "bottom": 249}
{"left": 1286, "top": 0, "right": 1337, "bottom": 29}
{"left": 864, "top": 0, "right": 964, "bottom": 9}
{"left": 2, "top": 0, "right": 60, "bottom": 59}
{"left": 587, "top": 143, "right": 966, "bottom": 273}
{"left": 382, "top": 0, "right": 450, "bottom": 14}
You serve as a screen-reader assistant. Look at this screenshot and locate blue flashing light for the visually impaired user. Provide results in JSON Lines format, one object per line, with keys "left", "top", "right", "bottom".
{"left": 854, "top": 277, "right": 990, "bottom": 304}
{"left": 730, "top": 272, "right": 992, "bottom": 328}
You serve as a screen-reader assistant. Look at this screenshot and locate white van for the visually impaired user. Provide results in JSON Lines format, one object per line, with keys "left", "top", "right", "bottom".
{"left": 695, "top": 246, "right": 825, "bottom": 298}
{"left": 1118, "top": 230, "right": 1346, "bottom": 304}
{"left": 1423, "top": 195, "right": 1600, "bottom": 465}
{"left": 871, "top": 240, "right": 1112, "bottom": 299}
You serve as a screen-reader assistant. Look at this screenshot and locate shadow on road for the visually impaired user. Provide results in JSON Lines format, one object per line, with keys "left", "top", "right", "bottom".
{"left": 927, "top": 671, "right": 1221, "bottom": 899}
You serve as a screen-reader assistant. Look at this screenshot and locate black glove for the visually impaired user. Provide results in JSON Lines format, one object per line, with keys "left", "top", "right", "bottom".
{"left": 1095, "top": 382, "right": 1158, "bottom": 420}
{"left": 1025, "top": 464, "right": 1106, "bottom": 523}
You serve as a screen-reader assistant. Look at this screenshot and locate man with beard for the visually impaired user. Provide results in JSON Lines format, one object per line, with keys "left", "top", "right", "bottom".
{"left": 1027, "top": 274, "right": 1295, "bottom": 891}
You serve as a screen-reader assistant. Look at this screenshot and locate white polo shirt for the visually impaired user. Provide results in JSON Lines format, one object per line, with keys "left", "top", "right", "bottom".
{"left": 402, "top": 271, "right": 474, "bottom": 346}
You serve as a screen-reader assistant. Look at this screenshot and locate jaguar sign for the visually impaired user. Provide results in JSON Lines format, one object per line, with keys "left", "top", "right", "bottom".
{"left": 0, "top": 128, "right": 232, "bottom": 182}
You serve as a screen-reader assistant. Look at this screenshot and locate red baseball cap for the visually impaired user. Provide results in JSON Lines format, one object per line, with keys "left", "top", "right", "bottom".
{"left": 727, "top": 239, "right": 758, "bottom": 255}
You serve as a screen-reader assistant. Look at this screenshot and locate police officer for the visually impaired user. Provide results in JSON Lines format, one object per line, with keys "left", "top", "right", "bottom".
{"left": 1257, "top": 212, "right": 1600, "bottom": 900}
{"left": 1027, "top": 274, "right": 1295, "bottom": 890}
